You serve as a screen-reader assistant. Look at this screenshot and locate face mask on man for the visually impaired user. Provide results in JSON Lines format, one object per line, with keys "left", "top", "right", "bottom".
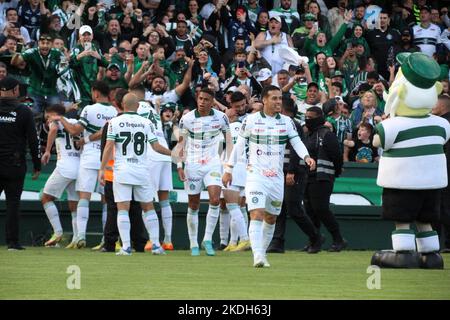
{"left": 305, "top": 115, "right": 325, "bottom": 131}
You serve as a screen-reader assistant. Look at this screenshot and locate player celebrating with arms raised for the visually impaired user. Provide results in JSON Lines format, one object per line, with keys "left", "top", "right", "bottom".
{"left": 222, "top": 85, "right": 316, "bottom": 268}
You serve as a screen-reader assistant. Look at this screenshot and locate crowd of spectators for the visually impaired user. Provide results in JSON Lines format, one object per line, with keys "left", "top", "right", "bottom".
{"left": 0, "top": 0, "right": 449, "bottom": 163}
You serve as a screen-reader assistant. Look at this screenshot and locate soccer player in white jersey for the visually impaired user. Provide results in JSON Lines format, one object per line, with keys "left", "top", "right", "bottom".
{"left": 99, "top": 93, "right": 173, "bottom": 255}
{"left": 41, "top": 105, "right": 81, "bottom": 248}
{"left": 131, "top": 86, "right": 175, "bottom": 251}
{"left": 223, "top": 85, "right": 316, "bottom": 267}
{"left": 222, "top": 92, "right": 251, "bottom": 252}
{"left": 50, "top": 81, "right": 118, "bottom": 248}
{"left": 176, "top": 88, "right": 232, "bottom": 256}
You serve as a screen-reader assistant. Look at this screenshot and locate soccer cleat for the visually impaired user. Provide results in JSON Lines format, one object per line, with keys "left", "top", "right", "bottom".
{"left": 45, "top": 234, "right": 63, "bottom": 247}
{"left": 115, "top": 241, "right": 122, "bottom": 251}
{"left": 76, "top": 238, "right": 86, "bottom": 249}
{"left": 230, "top": 240, "right": 251, "bottom": 252}
{"left": 151, "top": 244, "right": 166, "bottom": 255}
{"left": 218, "top": 243, "right": 228, "bottom": 250}
{"left": 224, "top": 243, "right": 238, "bottom": 252}
{"left": 65, "top": 242, "right": 77, "bottom": 249}
{"left": 201, "top": 240, "right": 216, "bottom": 256}
{"left": 116, "top": 247, "right": 132, "bottom": 256}
{"left": 162, "top": 242, "right": 174, "bottom": 251}
{"left": 144, "top": 240, "right": 153, "bottom": 252}
{"left": 91, "top": 241, "right": 104, "bottom": 251}
{"left": 253, "top": 255, "right": 265, "bottom": 268}
{"left": 191, "top": 247, "right": 200, "bottom": 256}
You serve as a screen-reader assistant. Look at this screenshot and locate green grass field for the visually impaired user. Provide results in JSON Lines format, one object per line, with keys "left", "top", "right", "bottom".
{"left": 1, "top": 248, "right": 449, "bottom": 300}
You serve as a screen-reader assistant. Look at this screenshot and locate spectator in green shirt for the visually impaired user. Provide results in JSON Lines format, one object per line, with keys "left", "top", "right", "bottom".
{"left": 11, "top": 33, "right": 62, "bottom": 116}
{"left": 70, "top": 25, "right": 108, "bottom": 109}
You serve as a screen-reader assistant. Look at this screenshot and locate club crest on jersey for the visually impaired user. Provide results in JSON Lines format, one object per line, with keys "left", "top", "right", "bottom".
{"left": 252, "top": 197, "right": 259, "bottom": 204}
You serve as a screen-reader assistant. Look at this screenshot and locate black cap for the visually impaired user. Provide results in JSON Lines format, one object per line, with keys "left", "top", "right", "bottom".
{"left": 420, "top": 5, "right": 431, "bottom": 13}
{"left": 0, "top": 76, "right": 20, "bottom": 91}
{"left": 401, "top": 28, "right": 411, "bottom": 36}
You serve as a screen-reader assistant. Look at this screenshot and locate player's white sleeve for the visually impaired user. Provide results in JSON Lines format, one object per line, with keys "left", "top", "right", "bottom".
{"left": 290, "top": 136, "right": 309, "bottom": 160}
{"left": 226, "top": 134, "right": 246, "bottom": 167}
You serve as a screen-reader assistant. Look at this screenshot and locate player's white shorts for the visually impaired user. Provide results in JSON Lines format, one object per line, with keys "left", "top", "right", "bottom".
{"left": 43, "top": 169, "right": 79, "bottom": 201}
{"left": 231, "top": 163, "right": 246, "bottom": 187}
{"left": 113, "top": 180, "right": 155, "bottom": 203}
{"left": 76, "top": 167, "right": 101, "bottom": 193}
{"left": 149, "top": 161, "right": 173, "bottom": 191}
{"left": 184, "top": 163, "right": 222, "bottom": 195}
{"left": 245, "top": 178, "right": 283, "bottom": 215}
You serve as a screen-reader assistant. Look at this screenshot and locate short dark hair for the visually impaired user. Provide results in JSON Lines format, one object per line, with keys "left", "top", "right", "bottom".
{"left": 281, "top": 97, "right": 297, "bottom": 115}
{"left": 261, "top": 85, "right": 281, "bottom": 99}
{"left": 359, "top": 122, "right": 374, "bottom": 134}
{"left": 114, "top": 88, "right": 128, "bottom": 111}
{"left": 177, "top": 19, "right": 188, "bottom": 26}
{"left": 277, "top": 69, "right": 290, "bottom": 76}
{"left": 367, "top": 71, "right": 379, "bottom": 80}
{"left": 199, "top": 87, "right": 215, "bottom": 98}
{"left": 438, "top": 94, "right": 450, "bottom": 111}
{"left": 230, "top": 91, "right": 246, "bottom": 103}
{"left": 0, "top": 62, "right": 7, "bottom": 69}
{"left": 91, "top": 80, "right": 110, "bottom": 97}
{"left": 46, "top": 104, "right": 66, "bottom": 115}
{"left": 5, "top": 8, "right": 18, "bottom": 16}
{"left": 306, "top": 106, "right": 324, "bottom": 117}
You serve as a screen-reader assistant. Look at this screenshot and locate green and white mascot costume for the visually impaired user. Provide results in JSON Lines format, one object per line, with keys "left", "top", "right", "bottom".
{"left": 372, "top": 52, "right": 450, "bottom": 269}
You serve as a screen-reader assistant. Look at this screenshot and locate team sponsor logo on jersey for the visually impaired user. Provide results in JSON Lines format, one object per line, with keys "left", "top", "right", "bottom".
{"left": 209, "top": 172, "right": 221, "bottom": 178}
{"left": 256, "top": 149, "right": 282, "bottom": 156}
{"left": 97, "top": 113, "right": 114, "bottom": 121}
{"left": 188, "top": 177, "right": 201, "bottom": 182}
{"left": 249, "top": 191, "right": 263, "bottom": 195}
{"left": 189, "top": 183, "right": 196, "bottom": 190}
{"left": 262, "top": 169, "right": 278, "bottom": 177}
{"left": 270, "top": 201, "right": 282, "bottom": 207}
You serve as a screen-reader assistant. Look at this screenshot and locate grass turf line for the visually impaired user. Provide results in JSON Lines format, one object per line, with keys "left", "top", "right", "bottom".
{"left": 1, "top": 248, "right": 449, "bottom": 300}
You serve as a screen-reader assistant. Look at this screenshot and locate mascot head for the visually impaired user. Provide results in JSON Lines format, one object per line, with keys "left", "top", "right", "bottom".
{"left": 383, "top": 52, "right": 442, "bottom": 118}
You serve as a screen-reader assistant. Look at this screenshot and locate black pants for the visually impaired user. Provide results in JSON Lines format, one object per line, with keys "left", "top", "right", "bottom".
{"left": 304, "top": 178, "right": 343, "bottom": 243}
{"left": 0, "top": 165, "right": 26, "bottom": 246}
{"left": 434, "top": 187, "right": 450, "bottom": 249}
{"left": 271, "top": 173, "right": 318, "bottom": 248}
{"left": 104, "top": 181, "right": 148, "bottom": 252}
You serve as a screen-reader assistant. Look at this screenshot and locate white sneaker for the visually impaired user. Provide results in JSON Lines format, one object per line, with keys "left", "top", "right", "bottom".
{"left": 116, "top": 247, "right": 132, "bottom": 256}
